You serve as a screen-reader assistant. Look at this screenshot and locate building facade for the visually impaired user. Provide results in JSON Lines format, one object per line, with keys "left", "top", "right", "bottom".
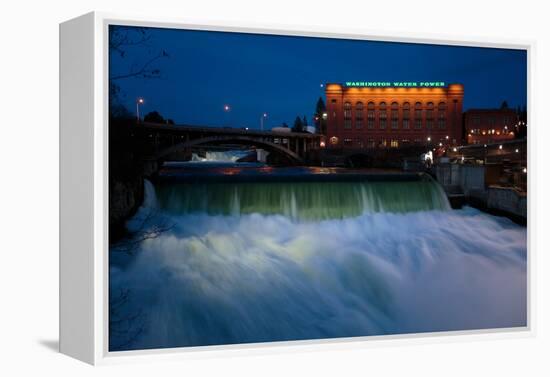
{"left": 464, "top": 108, "right": 518, "bottom": 145}
{"left": 324, "top": 82, "right": 464, "bottom": 149}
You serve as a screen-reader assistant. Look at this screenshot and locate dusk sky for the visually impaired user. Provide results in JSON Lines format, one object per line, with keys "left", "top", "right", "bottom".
{"left": 110, "top": 26, "right": 527, "bottom": 129}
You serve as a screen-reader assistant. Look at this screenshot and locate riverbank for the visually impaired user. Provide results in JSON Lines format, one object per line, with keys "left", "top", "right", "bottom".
{"left": 434, "top": 162, "right": 527, "bottom": 225}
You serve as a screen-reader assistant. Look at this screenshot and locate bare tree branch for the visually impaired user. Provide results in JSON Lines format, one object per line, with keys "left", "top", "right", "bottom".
{"left": 112, "top": 210, "right": 174, "bottom": 255}
{"left": 110, "top": 50, "right": 169, "bottom": 81}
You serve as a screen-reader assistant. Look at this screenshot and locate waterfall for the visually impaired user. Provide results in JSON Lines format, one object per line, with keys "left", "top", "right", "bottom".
{"left": 110, "top": 173, "right": 526, "bottom": 352}
{"left": 154, "top": 177, "right": 450, "bottom": 220}
{"left": 142, "top": 179, "right": 158, "bottom": 209}
{"left": 190, "top": 150, "right": 254, "bottom": 162}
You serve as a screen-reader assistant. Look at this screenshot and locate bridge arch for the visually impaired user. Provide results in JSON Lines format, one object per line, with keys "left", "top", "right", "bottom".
{"left": 155, "top": 135, "right": 305, "bottom": 164}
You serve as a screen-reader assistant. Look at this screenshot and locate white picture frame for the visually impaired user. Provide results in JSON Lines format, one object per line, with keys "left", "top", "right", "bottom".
{"left": 59, "top": 11, "right": 535, "bottom": 365}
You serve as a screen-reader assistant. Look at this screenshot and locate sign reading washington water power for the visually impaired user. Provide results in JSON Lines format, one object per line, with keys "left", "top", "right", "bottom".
{"left": 345, "top": 81, "right": 446, "bottom": 87}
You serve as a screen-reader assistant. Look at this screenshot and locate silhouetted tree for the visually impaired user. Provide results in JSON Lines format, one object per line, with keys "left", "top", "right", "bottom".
{"left": 292, "top": 116, "right": 303, "bottom": 132}
{"left": 143, "top": 111, "right": 166, "bottom": 124}
{"left": 315, "top": 97, "right": 326, "bottom": 115}
{"left": 314, "top": 97, "right": 327, "bottom": 134}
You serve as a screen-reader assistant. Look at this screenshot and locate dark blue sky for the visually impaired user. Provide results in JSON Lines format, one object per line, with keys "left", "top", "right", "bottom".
{"left": 110, "top": 26, "right": 527, "bottom": 130}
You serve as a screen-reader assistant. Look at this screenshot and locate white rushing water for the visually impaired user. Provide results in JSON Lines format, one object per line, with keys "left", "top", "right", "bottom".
{"left": 109, "top": 180, "right": 527, "bottom": 351}
{"left": 190, "top": 150, "right": 253, "bottom": 162}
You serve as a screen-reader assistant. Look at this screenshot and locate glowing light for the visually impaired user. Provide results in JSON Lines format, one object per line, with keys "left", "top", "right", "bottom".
{"left": 453, "top": 147, "right": 457, "bottom": 152}
{"left": 523, "top": 167, "right": 527, "bottom": 173}
{"left": 320, "top": 141, "right": 326, "bottom": 148}
{"left": 224, "top": 104, "right": 230, "bottom": 111}
{"left": 515, "top": 149, "right": 519, "bottom": 153}
{"left": 439, "top": 142, "right": 443, "bottom": 147}
{"left": 137, "top": 97, "right": 144, "bottom": 104}
{"left": 427, "top": 137, "right": 431, "bottom": 142}
{"left": 445, "top": 135, "right": 449, "bottom": 140}
{"left": 499, "top": 145, "right": 503, "bottom": 150}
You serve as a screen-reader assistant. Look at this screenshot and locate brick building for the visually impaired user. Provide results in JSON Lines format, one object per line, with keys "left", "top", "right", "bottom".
{"left": 324, "top": 82, "right": 464, "bottom": 149}
{"left": 464, "top": 108, "right": 518, "bottom": 145}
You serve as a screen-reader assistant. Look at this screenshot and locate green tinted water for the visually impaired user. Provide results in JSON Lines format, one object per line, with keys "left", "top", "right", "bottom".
{"left": 155, "top": 178, "right": 450, "bottom": 220}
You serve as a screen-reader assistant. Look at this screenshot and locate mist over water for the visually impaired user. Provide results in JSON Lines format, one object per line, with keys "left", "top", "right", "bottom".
{"left": 109, "top": 179, "right": 527, "bottom": 351}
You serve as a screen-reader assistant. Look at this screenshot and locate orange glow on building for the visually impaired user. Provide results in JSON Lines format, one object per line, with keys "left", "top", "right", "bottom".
{"left": 324, "top": 83, "right": 464, "bottom": 149}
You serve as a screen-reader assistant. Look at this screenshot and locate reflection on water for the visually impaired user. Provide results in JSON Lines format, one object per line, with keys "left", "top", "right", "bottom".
{"left": 109, "top": 170, "right": 527, "bottom": 351}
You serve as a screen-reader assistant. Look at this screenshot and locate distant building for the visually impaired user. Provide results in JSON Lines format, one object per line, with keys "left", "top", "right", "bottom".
{"left": 324, "top": 82, "right": 464, "bottom": 149}
{"left": 464, "top": 108, "right": 518, "bottom": 145}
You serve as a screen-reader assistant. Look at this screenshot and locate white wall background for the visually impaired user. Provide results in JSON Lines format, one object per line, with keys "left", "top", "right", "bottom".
{"left": 0, "top": 0, "right": 548, "bottom": 375}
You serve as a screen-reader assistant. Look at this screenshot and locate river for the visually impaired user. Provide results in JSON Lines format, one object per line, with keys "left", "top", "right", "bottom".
{"left": 109, "top": 155, "right": 527, "bottom": 351}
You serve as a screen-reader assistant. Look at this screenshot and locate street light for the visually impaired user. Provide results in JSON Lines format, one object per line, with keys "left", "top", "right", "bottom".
{"left": 136, "top": 97, "right": 144, "bottom": 122}
{"left": 223, "top": 104, "right": 231, "bottom": 112}
{"left": 260, "top": 112, "right": 268, "bottom": 131}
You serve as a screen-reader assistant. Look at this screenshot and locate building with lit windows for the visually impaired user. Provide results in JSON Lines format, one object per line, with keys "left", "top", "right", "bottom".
{"left": 324, "top": 82, "right": 464, "bottom": 149}
{"left": 464, "top": 108, "right": 518, "bottom": 145}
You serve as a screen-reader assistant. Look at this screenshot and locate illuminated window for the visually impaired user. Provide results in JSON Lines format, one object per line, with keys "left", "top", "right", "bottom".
{"left": 391, "top": 102, "right": 399, "bottom": 129}
{"left": 426, "top": 102, "right": 434, "bottom": 129}
{"left": 330, "top": 136, "right": 339, "bottom": 145}
{"left": 438, "top": 102, "right": 446, "bottom": 129}
{"left": 344, "top": 101, "right": 352, "bottom": 129}
{"left": 414, "top": 102, "right": 422, "bottom": 129}
{"left": 367, "top": 102, "right": 375, "bottom": 128}
{"left": 390, "top": 139, "right": 399, "bottom": 148}
{"left": 343, "top": 138, "right": 353, "bottom": 146}
{"left": 379, "top": 139, "right": 387, "bottom": 148}
{"left": 379, "top": 102, "right": 387, "bottom": 129}
{"left": 355, "top": 102, "right": 364, "bottom": 129}
{"left": 403, "top": 102, "right": 410, "bottom": 129}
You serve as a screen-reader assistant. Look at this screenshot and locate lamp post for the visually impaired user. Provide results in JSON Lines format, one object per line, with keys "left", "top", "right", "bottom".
{"left": 136, "top": 97, "right": 144, "bottom": 122}
{"left": 260, "top": 112, "right": 267, "bottom": 131}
